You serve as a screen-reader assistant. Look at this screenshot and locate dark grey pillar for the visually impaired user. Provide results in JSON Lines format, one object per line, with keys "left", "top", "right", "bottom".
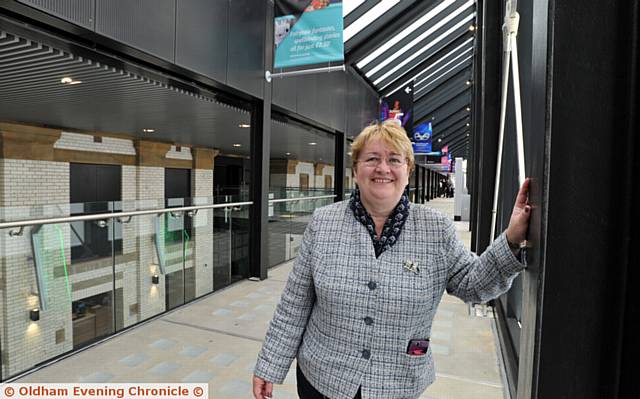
{"left": 334, "top": 131, "right": 345, "bottom": 202}
{"left": 250, "top": 0, "right": 274, "bottom": 280}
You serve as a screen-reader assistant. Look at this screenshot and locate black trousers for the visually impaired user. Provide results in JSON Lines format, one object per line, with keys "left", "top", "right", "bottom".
{"left": 296, "top": 364, "right": 362, "bottom": 399}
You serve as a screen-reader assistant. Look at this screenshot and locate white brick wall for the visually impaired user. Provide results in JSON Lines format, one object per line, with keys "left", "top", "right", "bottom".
{"left": 192, "top": 169, "right": 214, "bottom": 296}
{"left": 165, "top": 146, "right": 193, "bottom": 161}
{"left": 54, "top": 132, "right": 136, "bottom": 155}
{"left": 0, "top": 159, "right": 72, "bottom": 377}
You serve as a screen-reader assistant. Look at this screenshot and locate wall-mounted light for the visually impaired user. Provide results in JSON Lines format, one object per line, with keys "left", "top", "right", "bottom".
{"left": 152, "top": 275, "right": 160, "bottom": 284}
{"left": 30, "top": 308, "right": 40, "bottom": 321}
{"left": 143, "top": 128, "right": 155, "bottom": 133}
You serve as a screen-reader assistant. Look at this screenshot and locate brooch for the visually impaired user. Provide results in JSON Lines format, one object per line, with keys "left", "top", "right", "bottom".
{"left": 403, "top": 260, "right": 420, "bottom": 274}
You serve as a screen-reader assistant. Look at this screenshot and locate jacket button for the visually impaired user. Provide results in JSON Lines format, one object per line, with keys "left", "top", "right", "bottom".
{"left": 364, "top": 316, "right": 373, "bottom": 325}
{"left": 362, "top": 349, "right": 371, "bottom": 360}
{"left": 367, "top": 281, "right": 377, "bottom": 290}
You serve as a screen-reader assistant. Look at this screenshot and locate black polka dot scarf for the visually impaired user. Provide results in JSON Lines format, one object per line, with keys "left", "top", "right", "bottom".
{"left": 349, "top": 186, "right": 410, "bottom": 258}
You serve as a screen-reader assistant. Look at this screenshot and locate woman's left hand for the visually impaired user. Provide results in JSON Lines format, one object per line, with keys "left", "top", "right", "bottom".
{"left": 505, "top": 178, "right": 532, "bottom": 245}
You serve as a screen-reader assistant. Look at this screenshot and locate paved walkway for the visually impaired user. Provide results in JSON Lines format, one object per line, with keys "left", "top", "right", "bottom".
{"left": 17, "top": 198, "right": 507, "bottom": 399}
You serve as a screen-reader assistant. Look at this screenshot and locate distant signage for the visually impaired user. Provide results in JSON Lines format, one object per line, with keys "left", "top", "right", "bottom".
{"left": 274, "top": 0, "right": 344, "bottom": 68}
{"left": 380, "top": 82, "right": 414, "bottom": 135}
{"left": 411, "top": 121, "right": 432, "bottom": 154}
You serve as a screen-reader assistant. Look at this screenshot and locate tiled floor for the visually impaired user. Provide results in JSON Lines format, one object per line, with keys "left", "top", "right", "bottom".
{"left": 17, "top": 198, "right": 507, "bottom": 399}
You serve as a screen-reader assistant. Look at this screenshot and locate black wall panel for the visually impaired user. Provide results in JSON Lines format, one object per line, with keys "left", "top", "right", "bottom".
{"left": 227, "top": 0, "right": 265, "bottom": 98}
{"left": 175, "top": 0, "right": 228, "bottom": 83}
{"left": 329, "top": 71, "right": 346, "bottom": 132}
{"left": 296, "top": 73, "right": 318, "bottom": 121}
{"left": 95, "top": 0, "right": 176, "bottom": 62}
{"left": 17, "top": 0, "right": 95, "bottom": 29}
{"left": 272, "top": 75, "right": 298, "bottom": 112}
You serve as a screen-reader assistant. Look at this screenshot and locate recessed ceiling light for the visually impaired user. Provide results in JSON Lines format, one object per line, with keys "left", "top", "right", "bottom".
{"left": 466, "top": 123, "right": 470, "bottom": 126}
{"left": 466, "top": 107, "right": 471, "bottom": 111}
{"left": 308, "top": 142, "right": 317, "bottom": 146}
{"left": 142, "top": 128, "right": 155, "bottom": 133}
{"left": 347, "top": 152, "right": 352, "bottom": 156}
{"left": 469, "top": 24, "right": 476, "bottom": 32}
{"left": 238, "top": 124, "right": 251, "bottom": 128}
{"left": 466, "top": 133, "right": 470, "bottom": 136}
{"left": 61, "top": 77, "right": 82, "bottom": 85}
{"left": 285, "top": 152, "right": 291, "bottom": 156}
{"left": 466, "top": 80, "right": 472, "bottom": 85}
{"left": 438, "top": 138, "right": 442, "bottom": 142}
{"left": 232, "top": 143, "right": 242, "bottom": 147}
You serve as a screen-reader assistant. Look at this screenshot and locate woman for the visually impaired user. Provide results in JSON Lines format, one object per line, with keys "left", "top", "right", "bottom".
{"left": 253, "top": 121, "right": 531, "bottom": 399}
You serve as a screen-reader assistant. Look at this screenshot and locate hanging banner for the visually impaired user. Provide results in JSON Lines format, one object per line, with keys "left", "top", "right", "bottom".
{"left": 380, "top": 82, "right": 414, "bottom": 136}
{"left": 274, "top": 0, "right": 344, "bottom": 69}
{"left": 411, "top": 121, "right": 432, "bottom": 154}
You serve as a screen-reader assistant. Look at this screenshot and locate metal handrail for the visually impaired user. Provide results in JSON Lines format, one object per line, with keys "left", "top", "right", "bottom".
{"left": 0, "top": 201, "right": 254, "bottom": 232}
{"left": 268, "top": 194, "right": 336, "bottom": 204}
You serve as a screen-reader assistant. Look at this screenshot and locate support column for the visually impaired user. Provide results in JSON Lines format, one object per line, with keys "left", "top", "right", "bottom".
{"left": 250, "top": 0, "right": 274, "bottom": 280}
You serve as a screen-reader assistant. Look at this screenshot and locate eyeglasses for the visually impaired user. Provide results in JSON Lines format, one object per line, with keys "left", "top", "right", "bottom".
{"left": 357, "top": 156, "right": 407, "bottom": 168}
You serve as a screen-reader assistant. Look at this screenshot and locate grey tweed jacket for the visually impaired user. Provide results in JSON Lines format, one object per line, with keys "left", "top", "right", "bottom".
{"left": 254, "top": 201, "right": 524, "bottom": 399}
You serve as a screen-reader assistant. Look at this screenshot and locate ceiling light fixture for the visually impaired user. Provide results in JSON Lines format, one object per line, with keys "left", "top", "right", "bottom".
{"left": 308, "top": 142, "right": 317, "bottom": 146}
{"left": 61, "top": 77, "right": 82, "bottom": 85}
{"left": 466, "top": 80, "right": 472, "bottom": 85}
{"left": 285, "top": 152, "right": 291, "bottom": 156}
{"left": 232, "top": 143, "right": 242, "bottom": 147}
{"left": 238, "top": 124, "right": 251, "bottom": 128}
{"left": 466, "top": 123, "right": 470, "bottom": 126}
{"left": 469, "top": 24, "right": 476, "bottom": 32}
{"left": 438, "top": 138, "right": 442, "bottom": 142}
{"left": 142, "top": 128, "right": 155, "bottom": 133}
{"left": 466, "top": 107, "right": 471, "bottom": 111}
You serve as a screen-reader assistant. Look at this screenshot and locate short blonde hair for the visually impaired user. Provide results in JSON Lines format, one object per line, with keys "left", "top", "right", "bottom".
{"left": 351, "top": 120, "right": 415, "bottom": 173}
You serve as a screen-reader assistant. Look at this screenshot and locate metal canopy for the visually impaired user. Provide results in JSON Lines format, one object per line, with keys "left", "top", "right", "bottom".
{"left": 344, "top": 0, "right": 477, "bottom": 156}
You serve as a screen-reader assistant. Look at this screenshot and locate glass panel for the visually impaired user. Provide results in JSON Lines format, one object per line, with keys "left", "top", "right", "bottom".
{"left": 269, "top": 119, "right": 336, "bottom": 267}
{"left": 164, "top": 198, "right": 186, "bottom": 311}
{"left": 112, "top": 199, "right": 166, "bottom": 331}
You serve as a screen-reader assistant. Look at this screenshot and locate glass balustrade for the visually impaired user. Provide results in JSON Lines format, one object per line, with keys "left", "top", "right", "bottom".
{"left": 267, "top": 191, "right": 335, "bottom": 268}
{"left": 0, "top": 196, "right": 252, "bottom": 380}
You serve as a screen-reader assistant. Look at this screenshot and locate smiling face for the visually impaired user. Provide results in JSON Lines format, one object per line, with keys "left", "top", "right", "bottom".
{"left": 353, "top": 138, "right": 410, "bottom": 210}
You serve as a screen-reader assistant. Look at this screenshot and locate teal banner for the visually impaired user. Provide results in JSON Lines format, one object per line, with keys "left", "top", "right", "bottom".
{"left": 274, "top": 1, "right": 344, "bottom": 69}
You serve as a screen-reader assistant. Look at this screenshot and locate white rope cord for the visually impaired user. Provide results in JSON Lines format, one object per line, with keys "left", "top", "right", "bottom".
{"left": 490, "top": 0, "right": 526, "bottom": 243}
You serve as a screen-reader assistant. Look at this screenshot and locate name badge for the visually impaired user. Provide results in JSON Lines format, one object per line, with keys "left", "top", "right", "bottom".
{"left": 403, "top": 260, "right": 420, "bottom": 274}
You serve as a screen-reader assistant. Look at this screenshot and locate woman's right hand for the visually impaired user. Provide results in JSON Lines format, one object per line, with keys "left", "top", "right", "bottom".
{"left": 252, "top": 375, "right": 273, "bottom": 399}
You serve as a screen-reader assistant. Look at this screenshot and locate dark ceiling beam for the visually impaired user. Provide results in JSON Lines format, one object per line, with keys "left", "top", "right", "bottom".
{"left": 345, "top": 0, "right": 422, "bottom": 53}
{"left": 412, "top": 53, "right": 473, "bottom": 95}
{"left": 414, "top": 103, "right": 468, "bottom": 127}
{"left": 434, "top": 117, "right": 470, "bottom": 139}
{"left": 415, "top": 84, "right": 471, "bottom": 119}
{"left": 438, "top": 126, "right": 469, "bottom": 145}
{"left": 449, "top": 141, "right": 469, "bottom": 155}
{"left": 345, "top": 0, "right": 439, "bottom": 63}
{"left": 415, "top": 66, "right": 472, "bottom": 102}
{"left": 422, "top": 89, "right": 472, "bottom": 119}
{"left": 379, "top": 31, "right": 474, "bottom": 97}
{"left": 367, "top": 5, "right": 476, "bottom": 83}
{"left": 446, "top": 131, "right": 471, "bottom": 148}
{"left": 433, "top": 108, "right": 470, "bottom": 130}
{"left": 414, "top": 69, "right": 471, "bottom": 109}
{"left": 344, "top": 0, "right": 380, "bottom": 28}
